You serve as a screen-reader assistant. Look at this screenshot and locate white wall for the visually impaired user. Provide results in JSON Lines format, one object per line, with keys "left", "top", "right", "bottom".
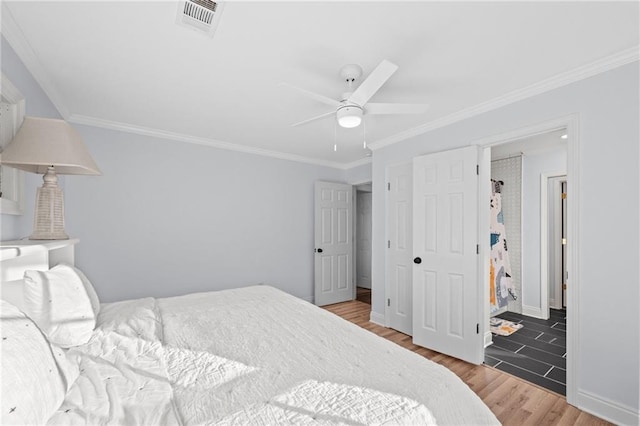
{"left": 521, "top": 148, "right": 567, "bottom": 313}
{"left": 0, "top": 36, "right": 62, "bottom": 241}
{"left": 64, "top": 125, "right": 345, "bottom": 303}
{"left": 370, "top": 62, "right": 639, "bottom": 421}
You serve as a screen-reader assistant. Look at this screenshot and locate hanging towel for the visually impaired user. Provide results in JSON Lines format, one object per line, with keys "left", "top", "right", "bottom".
{"left": 489, "top": 185, "right": 516, "bottom": 314}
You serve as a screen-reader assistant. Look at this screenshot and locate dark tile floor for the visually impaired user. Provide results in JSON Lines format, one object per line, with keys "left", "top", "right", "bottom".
{"left": 485, "top": 308, "right": 567, "bottom": 395}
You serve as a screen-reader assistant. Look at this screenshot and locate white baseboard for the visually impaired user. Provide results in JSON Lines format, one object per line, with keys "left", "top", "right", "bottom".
{"left": 576, "top": 390, "right": 639, "bottom": 426}
{"left": 484, "top": 332, "right": 493, "bottom": 348}
{"left": 522, "top": 305, "right": 546, "bottom": 319}
{"left": 369, "top": 311, "right": 385, "bottom": 326}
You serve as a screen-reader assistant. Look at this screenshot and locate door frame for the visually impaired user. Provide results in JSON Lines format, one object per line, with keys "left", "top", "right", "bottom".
{"left": 472, "top": 114, "right": 580, "bottom": 406}
{"left": 541, "top": 173, "right": 567, "bottom": 314}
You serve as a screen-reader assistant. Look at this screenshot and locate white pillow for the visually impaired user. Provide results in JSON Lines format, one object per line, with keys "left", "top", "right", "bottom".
{"left": 63, "top": 264, "right": 101, "bottom": 318}
{"left": 0, "top": 300, "right": 67, "bottom": 425}
{"left": 23, "top": 264, "right": 97, "bottom": 348}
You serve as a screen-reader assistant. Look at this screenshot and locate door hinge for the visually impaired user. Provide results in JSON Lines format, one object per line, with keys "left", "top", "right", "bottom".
{"left": 476, "top": 165, "right": 479, "bottom": 175}
{"left": 388, "top": 240, "right": 391, "bottom": 248}
{"left": 476, "top": 323, "right": 480, "bottom": 334}
{"left": 387, "top": 182, "right": 391, "bottom": 191}
{"left": 476, "top": 244, "right": 479, "bottom": 254}
{"left": 562, "top": 192, "right": 567, "bottom": 199}
{"left": 387, "top": 298, "right": 391, "bottom": 307}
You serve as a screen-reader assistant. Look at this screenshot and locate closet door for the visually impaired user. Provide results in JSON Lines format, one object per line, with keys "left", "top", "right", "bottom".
{"left": 412, "top": 146, "right": 483, "bottom": 364}
{"left": 386, "top": 163, "right": 413, "bottom": 335}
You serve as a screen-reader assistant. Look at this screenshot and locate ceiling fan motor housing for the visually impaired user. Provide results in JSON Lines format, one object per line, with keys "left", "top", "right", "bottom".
{"left": 340, "top": 64, "right": 363, "bottom": 83}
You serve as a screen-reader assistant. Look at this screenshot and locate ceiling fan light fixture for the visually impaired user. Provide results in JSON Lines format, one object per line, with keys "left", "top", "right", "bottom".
{"left": 337, "top": 106, "right": 363, "bottom": 128}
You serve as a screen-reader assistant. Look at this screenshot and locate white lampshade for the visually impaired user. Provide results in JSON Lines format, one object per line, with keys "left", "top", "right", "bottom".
{"left": 1, "top": 117, "right": 101, "bottom": 175}
{"left": 336, "top": 106, "right": 363, "bottom": 128}
{"left": 0, "top": 117, "right": 100, "bottom": 240}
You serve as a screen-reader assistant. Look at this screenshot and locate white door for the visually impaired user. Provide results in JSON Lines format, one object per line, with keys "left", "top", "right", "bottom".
{"left": 386, "top": 163, "right": 413, "bottom": 335}
{"left": 356, "top": 192, "right": 372, "bottom": 289}
{"left": 314, "top": 181, "right": 353, "bottom": 306}
{"left": 412, "top": 146, "right": 483, "bottom": 364}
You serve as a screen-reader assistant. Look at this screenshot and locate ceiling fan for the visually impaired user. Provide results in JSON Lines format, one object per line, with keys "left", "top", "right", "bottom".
{"left": 280, "top": 60, "right": 428, "bottom": 129}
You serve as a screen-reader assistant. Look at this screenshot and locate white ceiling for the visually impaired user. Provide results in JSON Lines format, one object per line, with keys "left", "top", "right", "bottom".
{"left": 3, "top": 1, "right": 638, "bottom": 168}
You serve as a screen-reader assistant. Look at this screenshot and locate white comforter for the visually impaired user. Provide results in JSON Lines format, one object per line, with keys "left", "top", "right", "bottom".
{"left": 48, "top": 286, "right": 499, "bottom": 425}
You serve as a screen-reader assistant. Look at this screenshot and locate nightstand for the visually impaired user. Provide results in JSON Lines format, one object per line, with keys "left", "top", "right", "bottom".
{"left": 0, "top": 239, "right": 79, "bottom": 282}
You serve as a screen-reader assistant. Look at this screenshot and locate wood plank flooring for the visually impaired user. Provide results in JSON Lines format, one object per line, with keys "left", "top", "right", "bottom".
{"left": 323, "top": 300, "right": 610, "bottom": 426}
{"left": 356, "top": 286, "right": 371, "bottom": 304}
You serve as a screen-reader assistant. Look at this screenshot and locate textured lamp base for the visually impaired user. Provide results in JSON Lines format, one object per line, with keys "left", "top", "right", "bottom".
{"left": 30, "top": 166, "right": 69, "bottom": 240}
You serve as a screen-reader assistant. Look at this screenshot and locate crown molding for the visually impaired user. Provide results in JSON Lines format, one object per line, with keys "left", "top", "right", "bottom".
{"left": 68, "top": 114, "right": 358, "bottom": 170}
{"left": 343, "top": 156, "right": 372, "bottom": 170}
{"left": 1, "top": 3, "right": 70, "bottom": 119}
{"left": 368, "top": 46, "right": 640, "bottom": 151}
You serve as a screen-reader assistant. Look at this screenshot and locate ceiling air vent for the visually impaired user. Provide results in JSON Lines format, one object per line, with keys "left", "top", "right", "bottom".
{"left": 176, "top": 0, "right": 225, "bottom": 38}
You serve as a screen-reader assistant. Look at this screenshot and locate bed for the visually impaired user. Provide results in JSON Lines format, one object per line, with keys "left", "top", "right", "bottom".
{"left": 0, "top": 243, "right": 499, "bottom": 425}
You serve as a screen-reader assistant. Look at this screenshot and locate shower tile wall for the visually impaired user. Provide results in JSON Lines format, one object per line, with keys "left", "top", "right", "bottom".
{"left": 491, "top": 156, "right": 522, "bottom": 314}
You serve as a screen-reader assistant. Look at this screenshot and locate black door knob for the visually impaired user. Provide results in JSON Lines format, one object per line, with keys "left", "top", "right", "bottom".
{"left": 317, "top": 248, "right": 323, "bottom": 253}
{"left": 413, "top": 257, "right": 422, "bottom": 264}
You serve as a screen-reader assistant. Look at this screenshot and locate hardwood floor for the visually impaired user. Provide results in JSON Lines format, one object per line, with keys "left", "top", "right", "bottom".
{"left": 356, "top": 286, "right": 371, "bottom": 304}
{"left": 323, "top": 300, "right": 610, "bottom": 426}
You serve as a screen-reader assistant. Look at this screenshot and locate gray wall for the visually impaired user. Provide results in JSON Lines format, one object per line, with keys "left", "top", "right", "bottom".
{"left": 64, "top": 126, "right": 345, "bottom": 302}
{"left": 370, "top": 62, "right": 639, "bottom": 419}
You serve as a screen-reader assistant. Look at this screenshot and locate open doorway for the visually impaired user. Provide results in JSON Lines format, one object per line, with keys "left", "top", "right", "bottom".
{"left": 483, "top": 128, "right": 569, "bottom": 395}
{"left": 355, "top": 183, "right": 372, "bottom": 305}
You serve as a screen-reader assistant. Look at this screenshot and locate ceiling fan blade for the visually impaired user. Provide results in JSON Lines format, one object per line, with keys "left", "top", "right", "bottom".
{"left": 291, "top": 111, "right": 335, "bottom": 127}
{"left": 279, "top": 83, "right": 340, "bottom": 107}
{"left": 366, "top": 103, "right": 429, "bottom": 115}
{"left": 348, "top": 60, "right": 399, "bottom": 107}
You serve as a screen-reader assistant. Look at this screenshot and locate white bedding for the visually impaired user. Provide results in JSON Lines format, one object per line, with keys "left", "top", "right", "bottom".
{"left": 48, "top": 286, "right": 499, "bottom": 425}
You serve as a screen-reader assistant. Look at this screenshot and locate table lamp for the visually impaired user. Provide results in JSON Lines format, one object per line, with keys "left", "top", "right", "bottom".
{"left": 0, "top": 116, "right": 101, "bottom": 240}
